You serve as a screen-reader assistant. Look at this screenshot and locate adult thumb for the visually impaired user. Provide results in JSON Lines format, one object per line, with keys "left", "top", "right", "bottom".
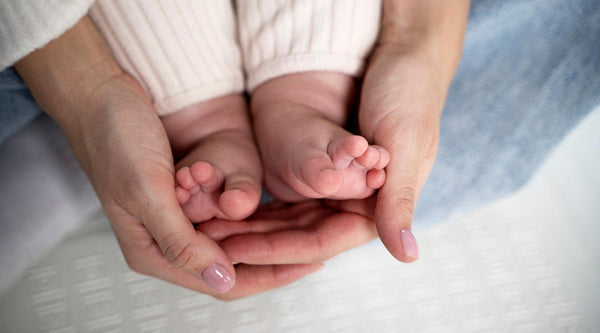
{"left": 141, "top": 194, "right": 236, "bottom": 293}
{"left": 375, "top": 156, "right": 420, "bottom": 263}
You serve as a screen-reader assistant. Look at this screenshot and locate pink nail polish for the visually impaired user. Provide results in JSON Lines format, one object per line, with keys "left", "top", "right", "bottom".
{"left": 201, "top": 263, "right": 234, "bottom": 293}
{"left": 400, "top": 228, "right": 419, "bottom": 259}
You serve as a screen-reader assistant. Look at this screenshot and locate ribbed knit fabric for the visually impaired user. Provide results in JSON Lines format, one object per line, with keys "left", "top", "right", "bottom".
{"left": 237, "top": 0, "right": 382, "bottom": 91}
{"left": 90, "top": 0, "right": 244, "bottom": 115}
{"left": 0, "top": 0, "right": 95, "bottom": 70}
{"left": 89, "top": 0, "right": 381, "bottom": 113}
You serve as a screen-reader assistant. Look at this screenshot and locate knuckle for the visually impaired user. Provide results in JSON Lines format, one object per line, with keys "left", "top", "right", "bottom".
{"left": 161, "top": 234, "right": 198, "bottom": 270}
{"left": 393, "top": 186, "right": 416, "bottom": 219}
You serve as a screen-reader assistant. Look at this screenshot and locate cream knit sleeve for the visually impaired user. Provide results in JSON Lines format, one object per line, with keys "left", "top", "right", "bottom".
{"left": 89, "top": 0, "right": 244, "bottom": 115}
{"left": 0, "top": 0, "right": 95, "bottom": 70}
{"left": 237, "top": 0, "right": 382, "bottom": 92}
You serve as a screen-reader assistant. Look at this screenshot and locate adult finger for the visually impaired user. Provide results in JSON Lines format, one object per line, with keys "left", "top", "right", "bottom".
{"left": 114, "top": 225, "right": 323, "bottom": 300}
{"left": 219, "top": 212, "right": 377, "bottom": 265}
{"left": 373, "top": 128, "right": 437, "bottom": 263}
{"left": 197, "top": 203, "right": 336, "bottom": 242}
{"left": 323, "top": 196, "right": 377, "bottom": 218}
{"left": 129, "top": 189, "right": 236, "bottom": 293}
{"left": 219, "top": 264, "right": 324, "bottom": 300}
{"left": 375, "top": 154, "right": 419, "bottom": 262}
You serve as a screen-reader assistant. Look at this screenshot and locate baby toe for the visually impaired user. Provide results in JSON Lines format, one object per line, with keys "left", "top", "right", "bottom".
{"left": 372, "top": 146, "right": 391, "bottom": 169}
{"left": 366, "top": 169, "right": 386, "bottom": 189}
{"left": 218, "top": 174, "right": 261, "bottom": 220}
{"left": 300, "top": 155, "right": 343, "bottom": 197}
{"left": 175, "top": 166, "right": 197, "bottom": 190}
{"left": 354, "top": 146, "right": 381, "bottom": 169}
{"left": 175, "top": 185, "right": 191, "bottom": 204}
{"left": 329, "top": 135, "right": 369, "bottom": 169}
{"left": 190, "top": 161, "right": 224, "bottom": 193}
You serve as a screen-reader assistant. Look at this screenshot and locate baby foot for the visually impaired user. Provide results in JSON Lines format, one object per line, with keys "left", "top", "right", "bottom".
{"left": 162, "top": 94, "right": 262, "bottom": 223}
{"left": 175, "top": 161, "right": 259, "bottom": 222}
{"left": 251, "top": 72, "right": 390, "bottom": 201}
{"left": 286, "top": 131, "right": 389, "bottom": 200}
{"left": 175, "top": 162, "right": 221, "bottom": 223}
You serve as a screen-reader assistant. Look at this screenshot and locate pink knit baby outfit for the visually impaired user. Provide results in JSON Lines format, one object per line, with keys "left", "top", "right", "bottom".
{"left": 89, "top": 0, "right": 381, "bottom": 115}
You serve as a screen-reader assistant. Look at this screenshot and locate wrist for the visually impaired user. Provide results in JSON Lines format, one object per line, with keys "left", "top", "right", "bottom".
{"left": 376, "top": 33, "right": 461, "bottom": 92}
{"left": 377, "top": 0, "right": 469, "bottom": 83}
{"left": 14, "top": 17, "right": 124, "bottom": 119}
{"left": 13, "top": 17, "right": 154, "bottom": 147}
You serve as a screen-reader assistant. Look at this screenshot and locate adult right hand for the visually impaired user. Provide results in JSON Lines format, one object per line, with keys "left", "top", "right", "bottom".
{"left": 357, "top": 0, "right": 470, "bottom": 263}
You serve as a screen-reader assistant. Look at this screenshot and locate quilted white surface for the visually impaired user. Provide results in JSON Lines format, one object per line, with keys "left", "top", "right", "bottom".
{"left": 0, "top": 109, "right": 599, "bottom": 332}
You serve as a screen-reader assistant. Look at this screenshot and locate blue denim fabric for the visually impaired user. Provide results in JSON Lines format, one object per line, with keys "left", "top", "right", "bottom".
{"left": 414, "top": 0, "right": 600, "bottom": 225}
{"left": 0, "top": 68, "right": 42, "bottom": 145}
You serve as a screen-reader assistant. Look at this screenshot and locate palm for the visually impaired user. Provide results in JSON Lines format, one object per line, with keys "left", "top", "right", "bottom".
{"left": 67, "top": 80, "right": 180, "bottom": 268}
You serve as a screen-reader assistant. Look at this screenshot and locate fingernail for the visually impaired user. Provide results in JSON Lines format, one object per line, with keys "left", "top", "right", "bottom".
{"left": 201, "top": 263, "right": 234, "bottom": 293}
{"left": 400, "top": 228, "right": 419, "bottom": 259}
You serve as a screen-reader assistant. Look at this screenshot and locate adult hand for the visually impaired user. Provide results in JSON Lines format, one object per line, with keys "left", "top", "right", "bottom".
{"left": 15, "top": 18, "right": 378, "bottom": 299}
{"left": 16, "top": 18, "right": 241, "bottom": 294}
{"left": 358, "top": 0, "right": 470, "bottom": 262}
{"left": 197, "top": 200, "right": 377, "bottom": 300}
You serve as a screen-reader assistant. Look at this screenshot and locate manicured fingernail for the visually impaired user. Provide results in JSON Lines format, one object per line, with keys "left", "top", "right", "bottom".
{"left": 201, "top": 263, "right": 234, "bottom": 293}
{"left": 400, "top": 228, "right": 419, "bottom": 259}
